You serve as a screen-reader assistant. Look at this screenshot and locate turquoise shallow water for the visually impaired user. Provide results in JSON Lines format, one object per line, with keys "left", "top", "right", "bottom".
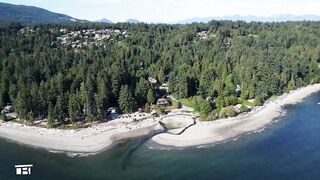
{"left": 0, "top": 92, "right": 320, "bottom": 180}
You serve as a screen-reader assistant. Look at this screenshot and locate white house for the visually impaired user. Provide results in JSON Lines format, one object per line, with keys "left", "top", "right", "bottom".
{"left": 1, "top": 105, "right": 14, "bottom": 114}
{"left": 157, "top": 98, "right": 170, "bottom": 106}
{"left": 159, "top": 83, "right": 169, "bottom": 92}
{"left": 148, "top": 77, "right": 157, "bottom": 84}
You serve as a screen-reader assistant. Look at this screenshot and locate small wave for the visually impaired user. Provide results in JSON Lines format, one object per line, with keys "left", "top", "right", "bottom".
{"left": 67, "top": 152, "right": 96, "bottom": 157}
{"left": 49, "top": 150, "right": 63, "bottom": 154}
{"left": 67, "top": 153, "right": 79, "bottom": 158}
{"left": 232, "top": 137, "right": 240, "bottom": 141}
{"left": 49, "top": 150, "right": 95, "bottom": 157}
{"left": 159, "top": 147, "right": 182, "bottom": 151}
{"left": 196, "top": 143, "right": 218, "bottom": 149}
{"left": 147, "top": 145, "right": 176, "bottom": 151}
{"left": 196, "top": 145, "right": 209, "bottom": 149}
{"left": 253, "top": 127, "right": 265, "bottom": 133}
{"left": 258, "top": 127, "right": 265, "bottom": 133}
{"left": 146, "top": 142, "right": 188, "bottom": 151}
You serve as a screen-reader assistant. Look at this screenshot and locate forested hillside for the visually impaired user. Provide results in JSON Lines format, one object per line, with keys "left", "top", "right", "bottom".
{"left": 0, "top": 2, "right": 84, "bottom": 24}
{"left": 0, "top": 21, "right": 319, "bottom": 123}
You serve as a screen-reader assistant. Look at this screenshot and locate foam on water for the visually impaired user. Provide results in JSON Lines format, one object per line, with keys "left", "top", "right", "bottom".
{"left": 251, "top": 127, "right": 265, "bottom": 134}
{"left": 232, "top": 136, "right": 240, "bottom": 141}
{"left": 146, "top": 141, "right": 184, "bottom": 151}
{"left": 48, "top": 150, "right": 96, "bottom": 157}
{"left": 196, "top": 144, "right": 216, "bottom": 149}
{"left": 66, "top": 152, "right": 95, "bottom": 158}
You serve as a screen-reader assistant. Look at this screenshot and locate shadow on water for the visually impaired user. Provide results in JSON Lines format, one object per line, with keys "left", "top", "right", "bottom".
{"left": 121, "top": 118, "right": 197, "bottom": 170}
{"left": 121, "top": 122, "right": 167, "bottom": 170}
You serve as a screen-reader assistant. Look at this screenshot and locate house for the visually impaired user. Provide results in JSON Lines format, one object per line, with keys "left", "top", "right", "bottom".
{"left": 60, "top": 28, "right": 67, "bottom": 33}
{"left": 159, "top": 83, "right": 169, "bottom": 92}
{"left": 157, "top": 98, "right": 170, "bottom": 106}
{"left": 197, "top": 31, "right": 208, "bottom": 38}
{"left": 206, "top": 96, "right": 216, "bottom": 103}
{"left": 235, "top": 85, "right": 241, "bottom": 93}
{"left": 148, "top": 77, "right": 157, "bottom": 84}
{"left": 94, "top": 34, "right": 102, "bottom": 40}
{"left": 107, "top": 107, "right": 119, "bottom": 115}
{"left": 196, "top": 31, "right": 216, "bottom": 40}
{"left": 139, "top": 61, "right": 144, "bottom": 69}
{"left": 104, "top": 34, "right": 111, "bottom": 40}
{"left": 1, "top": 105, "right": 14, "bottom": 114}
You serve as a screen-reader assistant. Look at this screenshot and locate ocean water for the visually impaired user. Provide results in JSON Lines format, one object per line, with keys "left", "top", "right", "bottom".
{"left": 0, "top": 92, "right": 320, "bottom": 180}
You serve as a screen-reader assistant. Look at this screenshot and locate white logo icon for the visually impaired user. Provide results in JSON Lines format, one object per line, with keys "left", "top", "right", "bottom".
{"left": 15, "top": 164, "right": 33, "bottom": 175}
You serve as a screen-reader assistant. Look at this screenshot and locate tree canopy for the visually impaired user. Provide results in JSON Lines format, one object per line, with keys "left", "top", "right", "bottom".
{"left": 0, "top": 21, "right": 319, "bottom": 122}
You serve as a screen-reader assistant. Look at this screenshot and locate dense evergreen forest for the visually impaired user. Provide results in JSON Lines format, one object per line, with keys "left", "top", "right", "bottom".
{"left": 0, "top": 21, "right": 320, "bottom": 124}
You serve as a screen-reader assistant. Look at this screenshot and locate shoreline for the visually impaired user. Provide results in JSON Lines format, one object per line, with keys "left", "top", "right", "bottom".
{"left": 0, "top": 84, "right": 319, "bottom": 153}
{"left": 0, "top": 114, "right": 164, "bottom": 153}
{"left": 152, "top": 83, "right": 320, "bottom": 147}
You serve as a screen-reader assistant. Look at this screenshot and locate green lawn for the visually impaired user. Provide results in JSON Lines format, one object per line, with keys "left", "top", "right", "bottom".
{"left": 179, "top": 97, "right": 194, "bottom": 107}
{"left": 164, "top": 106, "right": 177, "bottom": 110}
{"left": 172, "top": 99, "right": 181, "bottom": 109}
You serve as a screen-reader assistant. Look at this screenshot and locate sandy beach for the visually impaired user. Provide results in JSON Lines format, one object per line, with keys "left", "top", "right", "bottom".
{"left": 0, "top": 84, "right": 319, "bottom": 153}
{"left": 0, "top": 113, "right": 164, "bottom": 153}
{"left": 152, "top": 83, "right": 320, "bottom": 147}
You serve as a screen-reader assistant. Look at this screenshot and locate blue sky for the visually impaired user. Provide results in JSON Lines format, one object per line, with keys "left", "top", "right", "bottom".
{"left": 2, "top": 0, "right": 320, "bottom": 22}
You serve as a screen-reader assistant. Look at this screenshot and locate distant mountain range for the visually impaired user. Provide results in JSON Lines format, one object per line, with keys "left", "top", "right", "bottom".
{"left": 126, "top": 19, "right": 140, "bottom": 24}
{"left": 96, "top": 18, "right": 113, "bottom": 23}
{"left": 176, "top": 14, "right": 320, "bottom": 24}
{"left": 1, "top": 2, "right": 320, "bottom": 25}
{"left": 95, "top": 18, "right": 140, "bottom": 24}
{"left": 0, "top": 2, "right": 87, "bottom": 24}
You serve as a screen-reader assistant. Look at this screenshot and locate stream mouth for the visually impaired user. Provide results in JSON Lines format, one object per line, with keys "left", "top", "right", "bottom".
{"left": 122, "top": 114, "right": 196, "bottom": 169}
